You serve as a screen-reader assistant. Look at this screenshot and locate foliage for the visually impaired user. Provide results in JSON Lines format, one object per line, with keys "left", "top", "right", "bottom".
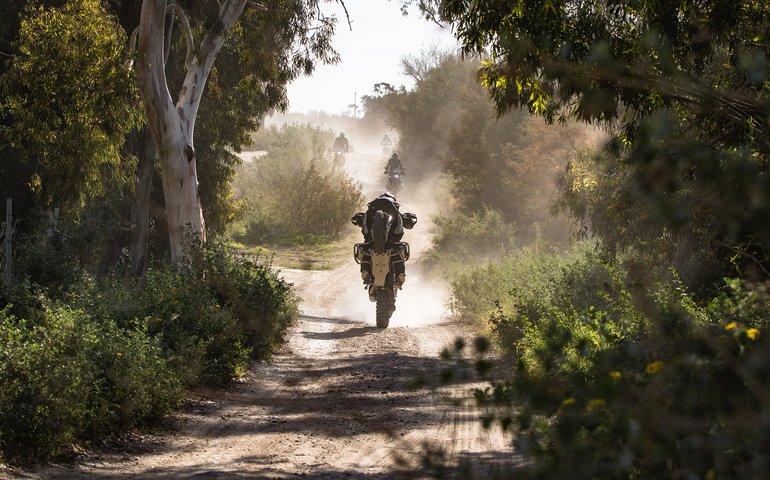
{"left": 0, "top": 0, "right": 141, "bottom": 214}
{"left": 0, "top": 303, "right": 181, "bottom": 460}
{"left": 471, "top": 277, "right": 770, "bottom": 479}
{"left": 365, "top": 52, "right": 596, "bottom": 242}
{"left": 439, "top": 238, "right": 770, "bottom": 478}
{"left": 0, "top": 236, "right": 297, "bottom": 460}
{"left": 427, "top": 208, "right": 517, "bottom": 273}
{"left": 83, "top": 241, "right": 298, "bottom": 385}
{"left": 231, "top": 123, "right": 365, "bottom": 245}
{"left": 409, "top": 0, "right": 770, "bottom": 277}
{"left": 448, "top": 242, "right": 633, "bottom": 338}
{"left": 554, "top": 146, "right": 729, "bottom": 292}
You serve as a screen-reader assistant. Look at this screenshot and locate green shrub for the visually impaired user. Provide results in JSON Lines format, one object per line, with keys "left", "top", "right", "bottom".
{"left": 0, "top": 305, "right": 181, "bottom": 460}
{"left": 231, "top": 123, "right": 365, "bottom": 246}
{"left": 87, "top": 241, "right": 298, "bottom": 386}
{"left": 444, "top": 244, "right": 770, "bottom": 478}
{"left": 427, "top": 208, "right": 518, "bottom": 273}
{"left": 199, "top": 242, "right": 299, "bottom": 357}
{"left": 232, "top": 160, "right": 365, "bottom": 245}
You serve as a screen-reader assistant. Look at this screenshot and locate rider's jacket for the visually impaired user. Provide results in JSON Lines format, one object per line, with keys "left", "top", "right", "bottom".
{"left": 351, "top": 197, "right": 417, "bottom": 243}
{"left": 333, "top": 136, "right": 349, "bottom": 153}
{"left": 384, "top": 158, "right": 404, "bottom": 174}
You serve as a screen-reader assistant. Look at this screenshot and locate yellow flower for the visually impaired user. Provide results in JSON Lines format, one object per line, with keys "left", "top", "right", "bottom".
{"left": 725, "top": 322, "right": 738, "bottom": 331}
{"left": 746, "top": 328, "right": 761, "bottom": 341}
{"left": 609, "top": 371, "right": 622, "bottom": 380}
{"left": 562, "top": 398, "right": 575, "bottom": 406}
{"left": 705, "top": 469, "right": 716, "bottom": 480}
{"left": 646, "top": 360, "right": 665, "bottom": 375}
{"left": 586, "top": 398, "right": 606, "bottom": 412}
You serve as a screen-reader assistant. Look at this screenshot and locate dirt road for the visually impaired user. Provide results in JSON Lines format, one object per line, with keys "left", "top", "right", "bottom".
{"left": 14, "top": 150, "right": 516, "bottom": 479}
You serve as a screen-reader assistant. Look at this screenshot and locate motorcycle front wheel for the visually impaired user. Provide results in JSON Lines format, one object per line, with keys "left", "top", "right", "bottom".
{"left": 375, "top": 288, "right": 395, "bottom": 328}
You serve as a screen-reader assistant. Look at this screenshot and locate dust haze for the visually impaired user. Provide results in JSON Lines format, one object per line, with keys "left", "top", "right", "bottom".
{"left": 267, "top": 111, "right": 454, "bottom": 327}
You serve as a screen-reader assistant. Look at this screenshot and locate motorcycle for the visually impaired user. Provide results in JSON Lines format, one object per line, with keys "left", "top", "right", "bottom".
{"left": 352, "top": 209, "right": 416, "bottom": 328}
{"left": 385, "top": 168, "right": 404, "bottom": 194}
{"left": 333, "top": 149, "right": 346, "bottom": 169}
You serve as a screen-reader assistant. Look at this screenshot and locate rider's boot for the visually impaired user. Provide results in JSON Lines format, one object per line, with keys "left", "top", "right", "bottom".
{"left": 395, "top": 273, "right": 406, "bottom": 289}
{"left": 361, "top": 271, "right": 372, "bottom": 285}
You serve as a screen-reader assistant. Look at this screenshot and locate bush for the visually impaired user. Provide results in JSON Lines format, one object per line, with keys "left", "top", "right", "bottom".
{"left": 86, "top": 241, "right": 298, "bottom": 386}
{"left": 1, "top": 234, "right": 298, "bottom": 460}
{"left": 233, "top": 160, "right": 364, "bottom": 245}
{"left": 231, "top": 123, "right": 365, "bottom": 246}
{"left": 0, "top": 305, "right": 181, "bottom": 460}
{"left": 428, "top": 208, "right": 518, "bottom": 272}
{"left": 199, "top": 242, "right": 299, "bottom": 357}
{"left": 443, "top": 243, "right": 770, "bottom": 478}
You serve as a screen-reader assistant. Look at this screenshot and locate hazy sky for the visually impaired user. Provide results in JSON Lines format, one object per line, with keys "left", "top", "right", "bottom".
{"left": 285, "top": 0, "right": 458, "bottom": 115}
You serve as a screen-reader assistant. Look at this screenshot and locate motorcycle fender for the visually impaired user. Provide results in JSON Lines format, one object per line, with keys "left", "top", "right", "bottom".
{"left": 371, "top": 252, "right": 390, "bottom": 287}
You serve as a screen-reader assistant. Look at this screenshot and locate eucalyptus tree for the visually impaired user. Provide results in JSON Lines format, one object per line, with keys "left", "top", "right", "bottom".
{"left": 133, "top": 0, "right": 338, "bottom": 262}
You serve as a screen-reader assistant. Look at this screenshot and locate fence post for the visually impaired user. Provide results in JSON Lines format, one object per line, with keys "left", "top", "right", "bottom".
{"left": 4, "top": 198, "right": 11, "bottom": 284}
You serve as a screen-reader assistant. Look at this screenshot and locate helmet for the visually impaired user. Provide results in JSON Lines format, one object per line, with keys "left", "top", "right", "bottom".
{"left": 378, "top": 192, "right": 396, "bottom": 203}
{"left": 339, "top": 132, "right": 346, "bottom": 137}
{"left": 391, "top": 152, "right": 399, "bottom": 159}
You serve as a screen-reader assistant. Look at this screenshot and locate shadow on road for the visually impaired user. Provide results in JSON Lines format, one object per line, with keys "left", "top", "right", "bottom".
{"left": 301, "top": 325, "right": 382, "bottom": 340}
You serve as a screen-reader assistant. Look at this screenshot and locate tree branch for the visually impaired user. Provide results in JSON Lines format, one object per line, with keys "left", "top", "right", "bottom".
{"left": 166, "top": 1, "right": 194, "bottom": 70}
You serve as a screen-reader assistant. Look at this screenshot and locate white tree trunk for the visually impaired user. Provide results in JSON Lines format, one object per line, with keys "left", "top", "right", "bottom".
{"left": 135, "top": 0, "right": 246, "bottom": 262}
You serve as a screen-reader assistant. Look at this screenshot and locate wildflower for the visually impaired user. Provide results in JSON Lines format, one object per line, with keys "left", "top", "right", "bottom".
{"left": 725, "top": 322, "right": 738, "bottom": 330}
{"left": 746, "top": 328, "right": 761, "bottom": 341}
{"left": 645, "top": 360, "right": 665, "bottom": 375}
{"left": 562, "top": 398, "right": 575, "bottom": 406}
{"left": 609, "top": 371, "right": 622, "bottom": 380}
{"left": 586, "top": 398, "right": 606, "bottom": 412}
{"left": 705, "top": 469, "right": 715, "bottom": 480}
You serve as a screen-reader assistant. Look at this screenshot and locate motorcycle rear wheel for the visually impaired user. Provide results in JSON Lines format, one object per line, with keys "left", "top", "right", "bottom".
{"left": 375, "top": 288, "right": 395, "bottom": 328}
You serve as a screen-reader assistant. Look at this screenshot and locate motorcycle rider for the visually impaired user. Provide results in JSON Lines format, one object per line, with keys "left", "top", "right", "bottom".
{"left": 384, "top": 152, "right": 404, "bottom": 175}
{"left": 381, "top": 134, "right": 393, "bottom": 155}
{"left": 351, "top": 193, "right": 417, "bottom": 288}
{"left": 333, "top": 132, "right": 349, "bottom": 154}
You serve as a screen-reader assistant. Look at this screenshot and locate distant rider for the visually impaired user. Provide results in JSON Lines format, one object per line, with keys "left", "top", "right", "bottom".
{"left": 333, "top": 132, "right": 350, "bottom": 154}
{"left": 384, "top": 152, "right": 404, "bottom": 175}
{"left": 381, "top": 134, "right": 393, "bottom": 155}
{"left": 351, "top": 193, "right": 417, "bottom": 288}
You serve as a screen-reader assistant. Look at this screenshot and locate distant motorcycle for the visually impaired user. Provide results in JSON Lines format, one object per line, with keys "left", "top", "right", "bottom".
{"left": 385, "top": 167, "right": 404, "bottom": 194}
{"left": 352, "top": 206, "right": 416, "bottom": 328}
{"left": 333, "top": 149, "right": 346, "bottom": 169}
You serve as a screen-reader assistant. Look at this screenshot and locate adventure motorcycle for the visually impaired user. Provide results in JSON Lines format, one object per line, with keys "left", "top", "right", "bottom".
{"left": 352, "top": 209, "right": 415, "bottom": 328}
{"left": 386, "top": 170, "right": 403, "bottom": 194}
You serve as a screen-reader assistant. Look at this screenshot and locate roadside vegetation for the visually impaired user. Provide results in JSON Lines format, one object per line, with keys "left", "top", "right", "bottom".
{"left": 372, "top": 1, "right": 770, "bottom": 477}
{"left": 0, "top": 0, "right": 324, "bottom": 462}
{"left": 229, "top": 123, "right": 365, "bottom": 249}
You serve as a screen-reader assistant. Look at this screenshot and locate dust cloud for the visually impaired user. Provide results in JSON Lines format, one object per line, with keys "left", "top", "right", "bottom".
{"left": 265, "top": 110, "right": 459, "bottom": 327}
{"left": 333, "top": 142, "right": 454, "bottom": 328}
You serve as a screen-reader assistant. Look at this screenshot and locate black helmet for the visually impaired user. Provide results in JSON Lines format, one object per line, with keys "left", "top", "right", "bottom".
{"left": 339, "top": 132, "right": 346, "bottom": 137}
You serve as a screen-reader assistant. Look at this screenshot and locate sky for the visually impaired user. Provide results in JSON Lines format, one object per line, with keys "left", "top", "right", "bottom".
{"left": 285, "top": 0, "right": 459, "bottom": 115}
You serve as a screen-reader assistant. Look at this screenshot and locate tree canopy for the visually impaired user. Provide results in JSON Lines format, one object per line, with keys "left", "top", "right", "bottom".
{"left": 0, "top": 0, "right": 141, "bottom": 214}
{"left": 408, "top": 0, "right": 770, "bottom": 279}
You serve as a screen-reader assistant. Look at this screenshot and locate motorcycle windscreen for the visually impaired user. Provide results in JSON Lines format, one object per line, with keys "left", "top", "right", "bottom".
{"left": 371, "top": 252, "right": 390, "bottom": 287}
